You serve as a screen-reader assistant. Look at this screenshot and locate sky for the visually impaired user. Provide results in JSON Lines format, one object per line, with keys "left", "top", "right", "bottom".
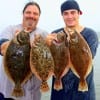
{"left": 0, "top": 0, "right": 100, "bottom": 33}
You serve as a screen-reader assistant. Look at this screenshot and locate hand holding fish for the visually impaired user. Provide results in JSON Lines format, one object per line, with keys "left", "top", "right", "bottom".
{"left": 0, "top": 41, "right": 10, "bottom": 56}
{"left": 45, "top": 33, "right": 57, "bottom": 46}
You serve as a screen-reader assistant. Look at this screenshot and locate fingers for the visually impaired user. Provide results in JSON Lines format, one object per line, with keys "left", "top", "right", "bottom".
{"left": 14, "top": 30, "right": 21, "bottom": 36}
{"left": 1, "top": 41, "right": 10, "bottom": 56}
{"left": 46, "top": 33, "right": 57, "bottom": 46}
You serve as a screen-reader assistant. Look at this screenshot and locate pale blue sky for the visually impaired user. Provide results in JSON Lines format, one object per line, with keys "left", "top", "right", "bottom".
{"left": 0, "top": 0, "right": 100, "bottom": 32}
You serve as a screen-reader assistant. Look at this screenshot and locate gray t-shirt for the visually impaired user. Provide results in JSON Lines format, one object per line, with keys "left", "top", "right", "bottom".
{"left": 0, "top": 24, "right": 48, "bottom": 100}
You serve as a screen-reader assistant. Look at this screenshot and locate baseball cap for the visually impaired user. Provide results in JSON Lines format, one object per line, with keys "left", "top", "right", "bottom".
{"left": 61, "top": 0, "right": 82, "bottom": 15}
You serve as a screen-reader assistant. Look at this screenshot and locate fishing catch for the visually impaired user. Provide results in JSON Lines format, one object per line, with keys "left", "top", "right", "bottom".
{"left": 3, "top": 30, "right": 32, "bottom": 97}
{"left": 68, "top": 30, "right": 92, "bottom": 92}
{"left": 30, "top": 34, "right": 54, "bottom": 92}
{"left": 49, "top": 31, "right": 70, "bottom": 91}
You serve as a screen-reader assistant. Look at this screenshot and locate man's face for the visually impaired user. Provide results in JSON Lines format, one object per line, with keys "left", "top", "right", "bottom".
{"left": 23, "top": 5, "right": 40, "bottom": 31}
{"left": 62, "top": 9, "right": 80, "bottom": 28}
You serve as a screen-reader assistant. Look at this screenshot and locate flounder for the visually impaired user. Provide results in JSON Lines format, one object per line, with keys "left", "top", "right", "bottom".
{"left": 3, "top": 30, "right": 32, "bottom": 97}
{"left": 68, "top": 30, "right": 92, "bottom": 92}
{"left": 30, "top": 34, "right": 54, "bottom": 92}
{"left": 49, "top": 31, "right": 70, "bottom": 91}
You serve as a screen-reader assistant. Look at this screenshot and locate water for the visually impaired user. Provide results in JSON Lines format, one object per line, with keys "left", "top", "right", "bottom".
{"left": 94, "top": 44, "right": 100, "bottom": 100}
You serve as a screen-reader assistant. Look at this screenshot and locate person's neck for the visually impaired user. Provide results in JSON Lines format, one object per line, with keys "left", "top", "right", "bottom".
{"left": 64, "top": 24, "right": 84, "bottom": 33}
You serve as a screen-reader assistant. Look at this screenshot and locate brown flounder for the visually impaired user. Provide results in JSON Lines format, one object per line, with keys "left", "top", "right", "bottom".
{"left": 3, "top": 30, "right": 32, "bottom": 97}
{"left": 49, "top": 31, "right": 70, "bottom": 91}
{"left": 30, "top": 34, "right": 54, "bottom": 92}
{"left": 68, "top": 30, "right": 92, "bottom": 92}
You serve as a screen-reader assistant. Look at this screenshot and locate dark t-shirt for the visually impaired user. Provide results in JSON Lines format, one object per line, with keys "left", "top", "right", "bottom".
{"left": 50, "top": 27, "right": 99, "bottom": 100}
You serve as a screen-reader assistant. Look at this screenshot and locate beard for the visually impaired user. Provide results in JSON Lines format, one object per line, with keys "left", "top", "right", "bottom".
{"left": 24, "top": 19, "right": 38, "bottom": 32}
{"left": 26, "top": 19, "right": 35, "bottom": 27}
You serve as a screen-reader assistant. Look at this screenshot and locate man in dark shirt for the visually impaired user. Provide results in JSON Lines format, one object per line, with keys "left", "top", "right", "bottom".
{"left": 46, "top": 0, "right": 99, "bottom": 100}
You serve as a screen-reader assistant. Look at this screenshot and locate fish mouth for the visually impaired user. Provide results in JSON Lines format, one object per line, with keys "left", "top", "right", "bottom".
{"left": 52, "top": 39, "right": 63, "bottom": 45}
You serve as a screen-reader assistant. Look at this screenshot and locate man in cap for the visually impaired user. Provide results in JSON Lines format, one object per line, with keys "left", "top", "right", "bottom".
{"left": 0, "top": 1, "right": 48, "bottom": 100}
{"left": 46, "top": 0, "right": 99, "bottom": 100}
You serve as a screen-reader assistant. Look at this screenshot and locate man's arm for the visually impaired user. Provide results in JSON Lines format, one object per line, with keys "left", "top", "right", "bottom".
{"left": 0, "top": 39, "right": 10, "bottom": 56}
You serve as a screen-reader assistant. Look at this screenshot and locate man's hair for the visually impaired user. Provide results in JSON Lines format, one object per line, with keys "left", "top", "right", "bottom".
{"left": 23, "top": 1, "right": 41, "bottom": 14}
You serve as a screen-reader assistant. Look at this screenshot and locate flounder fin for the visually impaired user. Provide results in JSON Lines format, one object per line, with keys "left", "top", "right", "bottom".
{"left": 40, "top": 81, "right": 50, "bottom": 92}
{"left": 54, "top": 79, "right": 63, "bottom": 91}
{"left": 12, "top": 84, "right": 24, "bottom": 97}
{"left": 78, "top": 79, "right": 88, "bottom": 92}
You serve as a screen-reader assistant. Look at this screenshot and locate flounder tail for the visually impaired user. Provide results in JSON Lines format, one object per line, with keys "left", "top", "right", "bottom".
{"left": 40, "top": 81, "right": 50, "bottom": 92}
{"left": 12, "top": 84, "right": 24, "bottom": 97}
{"left": 54, "top": 79, "right": 63, "bottom": 91}
{"left": 78, "top": 79, "right": 88, "bottom": 92}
